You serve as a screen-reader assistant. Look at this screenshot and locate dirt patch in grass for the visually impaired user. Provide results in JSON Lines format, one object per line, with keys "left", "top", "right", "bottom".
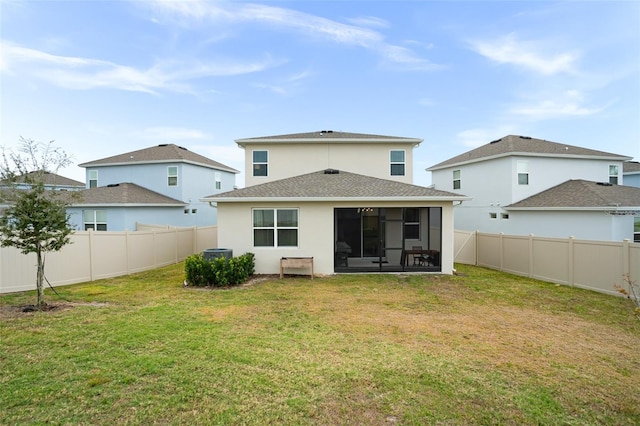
{"left": 0, "top": 301, "right": 109, "bottom": 319}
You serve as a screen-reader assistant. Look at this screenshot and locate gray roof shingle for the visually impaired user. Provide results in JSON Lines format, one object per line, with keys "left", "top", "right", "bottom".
{"left": 204, "top": 169, "right": 466, "bottom": 201}
{"left": 72, "top": 183, "right": 186, "bottom": 206}
{"left": 428, "top": 135, "right": 631, "bottom": 170}
{"left": 506, "top": 180, "right": 640, "bottom": 210}
{"left": 236, "top": 130, "right": 422, "bottom": 145}
{"left": 623, "top": 161, "right": 640, "bottom": 174}
{"left": 79, "top": 144, "right": 239, "bottom": 173}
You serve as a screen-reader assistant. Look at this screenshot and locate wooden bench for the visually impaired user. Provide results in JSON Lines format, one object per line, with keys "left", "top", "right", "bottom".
{"left": 280, "top": 257, "right": 314, "bottom": 279}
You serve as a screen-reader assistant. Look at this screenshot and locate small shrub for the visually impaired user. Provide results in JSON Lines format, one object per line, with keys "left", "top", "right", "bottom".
{"left": 184, "top": 252, "right": 255, "bottom": 287}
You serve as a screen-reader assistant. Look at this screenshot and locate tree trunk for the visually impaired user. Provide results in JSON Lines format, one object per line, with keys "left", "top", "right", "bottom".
{"left": 36, "top": 249, "right": 45, "bottom": 306}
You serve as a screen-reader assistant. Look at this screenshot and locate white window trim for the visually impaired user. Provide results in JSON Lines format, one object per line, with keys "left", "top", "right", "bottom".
{"left": 252, "top": 208, "right": 299, "bottom": 248}
{"left": 517, "top": 160, "right": 529, "bottom": 185}
{"left": 453, "top": 169, "right": 461, "bottom": 190}
{"left": 89, "top": 170, "right": 98, "bottom": 188}
{"left": 252, "top": 150, "right": 269, "bottom": 177}
{"left": 389, "top": 150, "right": 406, "bottom": 177}
{"left": 83, "top": 209, "right": 107, "bottom": 231}
{"left": 609, "top": 164, "right": 619, "bottom": 185}
{"left": 168, "top": 166, "right": 178, "bottom": 187}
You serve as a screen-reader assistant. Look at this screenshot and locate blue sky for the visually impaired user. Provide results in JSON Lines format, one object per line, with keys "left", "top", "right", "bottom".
{"left": 1, "top": 0, "right": 639, "bottom": 187}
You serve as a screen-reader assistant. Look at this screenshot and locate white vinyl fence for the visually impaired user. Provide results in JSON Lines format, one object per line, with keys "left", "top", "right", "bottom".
{"left": 454, "top": 230, "right": 640, "bottom": 296}
{"left": 0, "top": 225, "right": 217, "bottom": 294}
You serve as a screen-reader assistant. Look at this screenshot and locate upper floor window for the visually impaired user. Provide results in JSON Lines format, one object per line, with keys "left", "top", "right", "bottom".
{"left": 253, "top": 208, "right": 298, "bottom": 247}
{"left": 83, "top": 210, "right": 107, "bottom": 231}
{"left": 89, "top": 170, "right": 98, "bottom": 188}
{"left": 517, "top": 161, "right": 529, "bottom": 185}
{"left": 168, "top": 166, "right": 178, "bottom": 186}
{"left": 215, "top": 172, "right": 221, "bottom": 190}
{"left": 609, "top": 165, "right": 619, "bottom": 185}
{"left": 253, "top": 150, "right": 268, "bottom": 177}
{"left": 453, "top": 170, "right": 461, "bottom": 190}
{"left": 634, "top": 217, "right": 640, "bottom": 243}
{"left": 390, "top": 150, "right": 405, "bottom": 176}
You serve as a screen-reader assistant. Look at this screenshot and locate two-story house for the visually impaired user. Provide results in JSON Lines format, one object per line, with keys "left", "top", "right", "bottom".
{"left": 203, "top": 131, "right": 468, "bottom": 276}
{"left": 72, "top": 144, "right": 239, "bottom": 231}
{"left": 428, "top": 135, "right": 640, "bottom": 241}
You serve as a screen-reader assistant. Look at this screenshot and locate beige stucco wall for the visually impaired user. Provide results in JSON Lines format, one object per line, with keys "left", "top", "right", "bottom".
{"left": 243, "top": 143, "right": 416, "bottom": 187}
{"left": 217, "top": 201, "right": 455, "bottom": 276}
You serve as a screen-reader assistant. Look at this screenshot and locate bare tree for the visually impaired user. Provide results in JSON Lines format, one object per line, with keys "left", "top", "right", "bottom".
{"left": 0, "top": 137, "right": 76, "bottom": 308}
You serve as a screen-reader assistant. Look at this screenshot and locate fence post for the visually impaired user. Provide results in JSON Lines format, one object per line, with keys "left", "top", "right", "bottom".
{"left": 529, "top": 234, "right": 534, "bottom": 278}
{"left": 125, "top": 230, "right": 130, "bottom": 275}
{"left": 499, "top": 232, "right": 504, "bottom": 271}
{"left": 88, "top": 228, "right": 95, "bottom": 282}
{"left": 622, "top": 239, "right": 630, "bottom": 279}
{"left": 568, "top": 236, "right": 575, "bottom": 287}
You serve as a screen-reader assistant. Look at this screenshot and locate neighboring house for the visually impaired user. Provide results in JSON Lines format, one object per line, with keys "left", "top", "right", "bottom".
{"left": 427, "top": 135, "right": 639, "bottom": 241}
{"left": 66, "top": 183, "right": 187, "bottom": 231}
{"left": 203, "top": 131, "right": 468, "bottom": 276}
{"left": 623, "top": 161, "right": 640, "bottom": 188}
{"left": 78, "top": 144, "right": 239, "bottom": 230}
{"left": 8, "top": 171, "right": 85, "bottom": 191}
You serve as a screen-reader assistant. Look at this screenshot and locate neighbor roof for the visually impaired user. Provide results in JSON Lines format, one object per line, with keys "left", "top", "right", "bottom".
{"left": 203, "top": 169, "right": 467, "bottom": 202}
{"left": 235, "top": 130, "right": 422, "bottom": 146}
{"left": 506, "top": 180, "right": 640, "bottom": 211}
{"left": 427, "top": 135, "right": 632, "bottom": 170}
{"left": 71, "top": 183, "right": 187, "bottom": 206}
{"left": 3, "top": 171, "right": 84, "bottom": 188}
{"left": 623, "top": 161, "right": 640, "bottom": 174}
{"left": 79, "top": 144, "right": 239, "bottom": 173}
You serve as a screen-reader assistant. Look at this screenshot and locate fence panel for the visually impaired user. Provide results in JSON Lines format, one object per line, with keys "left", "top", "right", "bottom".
{"left": 453, "top": 230, "right": 476, "bottom": 265}
{"left": 0, "top": 226, "right": 218, "bottom": 294}
{"left": 455, "top": 231, "right": 638, "bottom": 297}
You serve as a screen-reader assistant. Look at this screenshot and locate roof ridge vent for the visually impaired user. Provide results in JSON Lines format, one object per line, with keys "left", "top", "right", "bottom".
{"left": 323, "top": 168, "right": 339, "bottom": 174}
{"left": 158, "top": 144, "right": 168, "bottom": 147}
{"left": 489, "top": 138, "right": 502, "bottom": 144}
{"left": 519, "top": 136, "right": 532, "bottom": 139}
{"left": 596, "top": 182, "right": 613, "bottom": 186}
{"left": 107, "top": 183, "right": 120, "bottom": 187}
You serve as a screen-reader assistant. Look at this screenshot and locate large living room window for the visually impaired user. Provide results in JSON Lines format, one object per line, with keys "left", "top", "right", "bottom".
{"left": 84, "top": 210, "right": 107, "bottom": 231}
{"left": 390, "top": 150, "right": 405, "bottom": 176}
{"left": 253, "top": 150, "right": 268, "bottom": 177}
{"left": 253, "top": 208, "right": 298, "bottom": 247}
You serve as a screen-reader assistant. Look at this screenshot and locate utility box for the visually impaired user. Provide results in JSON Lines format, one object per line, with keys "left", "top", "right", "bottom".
{"left": 203, "top": 248, "right": 233, "bottom": 261}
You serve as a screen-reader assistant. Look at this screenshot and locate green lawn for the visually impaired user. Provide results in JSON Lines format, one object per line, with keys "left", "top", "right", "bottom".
{"left": 1, "top": 264, "right": 639, "bottom": 425}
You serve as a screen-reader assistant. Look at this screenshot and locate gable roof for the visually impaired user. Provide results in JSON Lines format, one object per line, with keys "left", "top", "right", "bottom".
{"left": 71, "top": 183, "right": 187, "bottom": 206}
{"left": 2, "top": 171, "right": 84, "bottom": 188}
{"left": 236, "top": 130, "right": 422, "bottom": 146}
{"left": 623, "top": 161, "right": 640, "bottom": 174}
{"left": 203, "top": 169, "right": 467, "bottom": 202}
{"left": 79, "top": 144, "right": 239, "bottom": 173}
{"left": 428, "top": 135, "right": 632, "bottom": 170}
{"left": 506, "top": 180, "right": 640, "bottom": 211}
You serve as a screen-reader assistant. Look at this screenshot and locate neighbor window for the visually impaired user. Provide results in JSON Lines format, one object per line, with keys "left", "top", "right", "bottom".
{"left": 168, "top": 166, "right": 178, "bottom": 186}
{"left": 635, "top": 217, "right": 640, "bottom": 243}
{"left": 517, "top": 161, "right": 529, "bottom": 185}
{"left": 453, "top": 169, "right": 461, "bottom": 190}
{"left": 253, "top": 150, "right": 268, "bottom": 177}
{"left": 501, "top": 213, "right": 510, "bottom": 220}
{"left": 390, "top": 150, "right": 405, "bottom": 176}
{"left": 609, "top": 165, "right": 619, "bottom": 185}
{"left": 253, "top": 208, "right": 298, "bottom": 247}
{"left": 489, "top": 212, "right": 497, "bottom": 219}
{"left": 89, "top": 170, "right": 98, "bottom": 188}
{"left": 215, "top": 172, "right": 221, "bottom": 190}
{"left": 403, "top": 208, "right": 420, "bottom": 239}
{"left": 83, "top": 210, "right": 107, "bottom": 231}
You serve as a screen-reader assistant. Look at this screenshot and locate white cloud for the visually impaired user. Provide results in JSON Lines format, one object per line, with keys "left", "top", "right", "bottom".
{"left": 469, "top": 33, "right": 578, "bottom": 75}
{"left": 345, "top": 16, "right": 390, "bottom": 29}
{"left": 509, "top": 89, "right": 609, "bottom": 119}
{"left": 0, "top": 40, "right": 280, "bottom": 94}
{"left": 144, "top": 0, "right": 440, "bottom": 71}
{"left": 457, "top": 126, "right": 518, "bottom": 148}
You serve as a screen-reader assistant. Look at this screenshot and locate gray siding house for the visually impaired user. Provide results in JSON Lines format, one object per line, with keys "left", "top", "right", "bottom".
{"left": 77, "top": 144, "right": 239, "bottom": 230}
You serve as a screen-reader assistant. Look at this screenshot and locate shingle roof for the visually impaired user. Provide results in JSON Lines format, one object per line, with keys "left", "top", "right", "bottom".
{"left": 506, "top": 180, "right": 640, "bottom": 210}
{"left": 5, "top": 171, "right": 84, "bottom": 188}
{"left": 72, "top": 183, "right": 186, "bottom": 206}
{"left": 624, "top": 161, "right": 640, "bottom": 174}
{"left": 204, "top": 169, "right": 466, "bottom": 201}
{"left": 428, "top": 135, "right": 631, "bottom": 170}
{"left": 79, "top": 144, "right": 239, "bottom": 173}
{"left": 236, "top": 130, "right": 422, "bottom": 146}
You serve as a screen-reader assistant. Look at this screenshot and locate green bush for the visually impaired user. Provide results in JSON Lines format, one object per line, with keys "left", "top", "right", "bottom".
{"left": 184, "top": 252, "right": 255, "bottom": 287}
